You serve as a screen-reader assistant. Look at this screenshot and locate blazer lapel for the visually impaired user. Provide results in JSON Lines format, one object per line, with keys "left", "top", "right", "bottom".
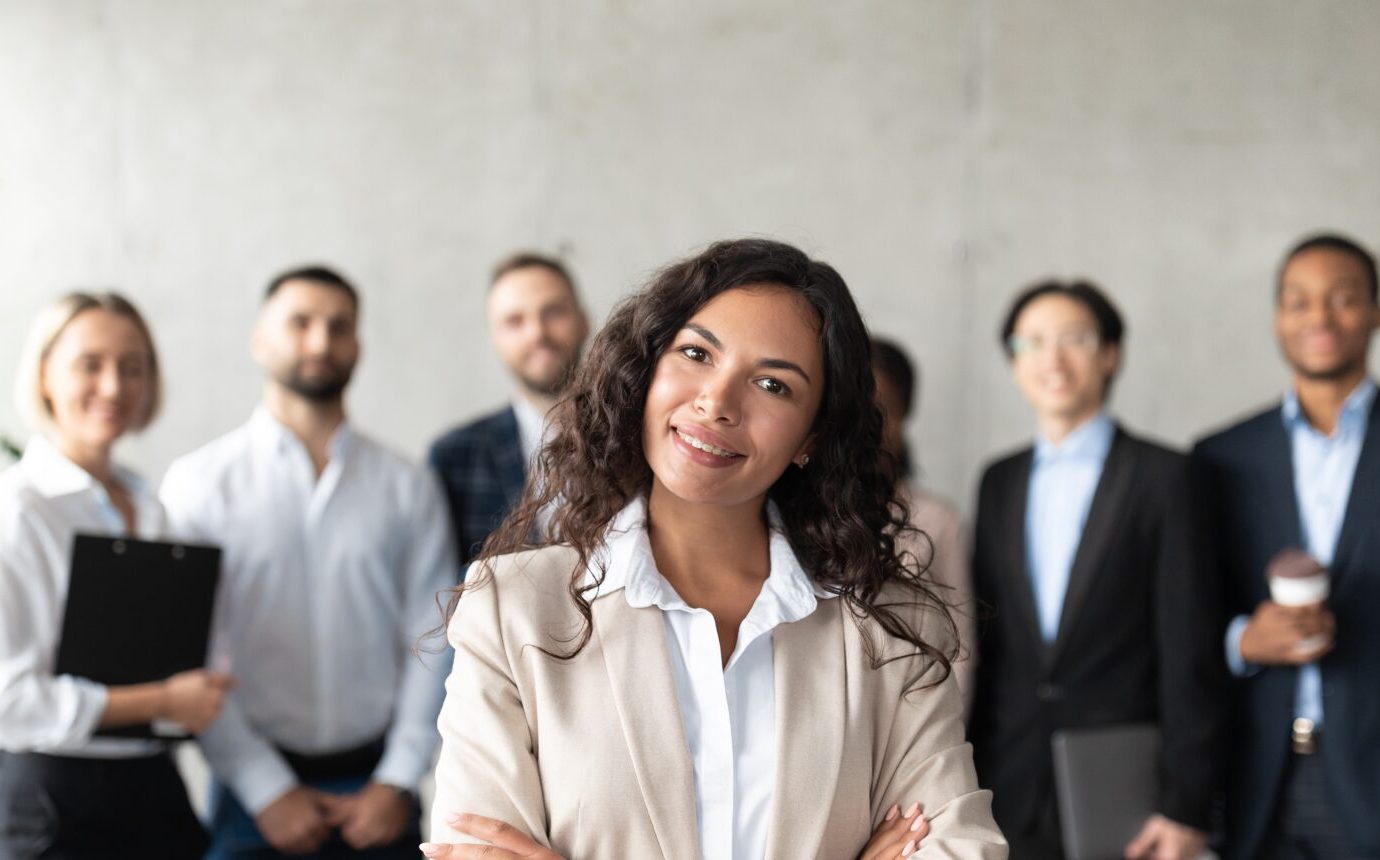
{"left": 591, "top": 595, "right": 701, "bottom": 859}
{"left": 1047, "top": 429, "right": 1135, "bottom": 667}
{"left": 1000, "top": 450, "right": 1046, "bottom": 653}
{"left": 1329, "top": 395, "right": 1380, "bottom": 590}
{"left": 1260, "top": 407, "right": 1303, "bottom": 560}
{"left": 765, "top": 600, "right": 847, "bottom": 858}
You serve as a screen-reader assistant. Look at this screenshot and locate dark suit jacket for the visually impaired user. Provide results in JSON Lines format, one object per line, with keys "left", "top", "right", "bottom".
{"left": 970, "top": 427, "right": 1227, "bottom": 842}
{"left": 1193, "top": 398, "right": 1380, "bottom": 859}
{"left": 428, "top": 406, "right": 527, "bottom": 571}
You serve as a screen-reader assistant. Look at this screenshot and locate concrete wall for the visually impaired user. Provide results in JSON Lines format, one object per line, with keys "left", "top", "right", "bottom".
{"left": 3, "top": 0, "right": 1380, "bottom": 512}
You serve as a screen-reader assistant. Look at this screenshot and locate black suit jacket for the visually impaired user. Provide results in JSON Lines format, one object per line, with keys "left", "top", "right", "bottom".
{"left": 1193, "top": 397, "right": 1380, "bottom": 859}
{"left": 428, "top": 406, "right": 527, "bottom": 570}
{"left": 970, "top": 427, "right": 1227, "bottom": 840}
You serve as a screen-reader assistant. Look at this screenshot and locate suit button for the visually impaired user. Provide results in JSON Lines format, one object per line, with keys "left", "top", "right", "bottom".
{"left": 1036, "top": 683, "right": 1065, "bottom": 702}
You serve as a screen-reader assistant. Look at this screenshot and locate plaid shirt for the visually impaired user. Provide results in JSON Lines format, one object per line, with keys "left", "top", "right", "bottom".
{"left": 428, "top": 406, "right": 526, "bottom": 574}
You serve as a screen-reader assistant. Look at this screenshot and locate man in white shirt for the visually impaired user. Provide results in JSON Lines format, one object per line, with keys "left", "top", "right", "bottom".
{"left": 162, "top": 266, "right": 456, "bottom": 858}
{"left": 428, "top": 252, "right": 589, "bottom": 568}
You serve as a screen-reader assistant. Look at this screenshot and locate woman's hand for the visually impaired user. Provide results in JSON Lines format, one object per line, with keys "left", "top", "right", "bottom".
{"left": 159, "top": 669, "right": 235, "bottom": 733}
{"left": 420, "top": 813, "right": 565, "bottom": 859}
{"left": 860, "top": 802, "right": 929, "bottom": 859}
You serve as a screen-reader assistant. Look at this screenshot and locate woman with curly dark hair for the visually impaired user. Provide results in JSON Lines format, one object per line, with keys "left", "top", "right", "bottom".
{"left": 421, "top": 239, "right": 1006, "bottom": 860}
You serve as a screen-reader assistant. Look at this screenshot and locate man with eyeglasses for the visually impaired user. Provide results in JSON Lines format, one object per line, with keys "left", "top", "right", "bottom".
{"left": 969, "top": 281, "right": 1227, "bottom": 859}
{"left": 1193, "top": 234, "right": 1380, "bottom": 859}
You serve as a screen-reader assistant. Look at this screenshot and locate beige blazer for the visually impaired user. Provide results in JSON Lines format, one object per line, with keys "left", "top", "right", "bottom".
{"left": 431, "top": 546, "right": 1007, "bottom": 859}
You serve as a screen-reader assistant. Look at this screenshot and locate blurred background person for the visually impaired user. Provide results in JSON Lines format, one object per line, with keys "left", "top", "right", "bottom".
{"left": 161, "top": 267, "right": 455, "bottom": 858}
{"left": 0, "top": 292, "right": 230, "bottom": 858}
{"left": 429, "top": 252, "right": 590, "bottom": 569}
{"left": 1194, "top": 233, "right": 1380, "bottom": 859}
{"left": 871, "top": 336, "right": 976, "bottom": 704}
{"left": 969, "top": 281, "right": 1226, "bottom": 860}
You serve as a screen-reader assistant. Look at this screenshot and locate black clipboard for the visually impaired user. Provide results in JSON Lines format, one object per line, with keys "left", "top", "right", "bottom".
{"left": 1051, "top": 722, "right": 1160, "bottom": 860}
{"left": 53, "top": 534, "right": 221, "bottom": 739}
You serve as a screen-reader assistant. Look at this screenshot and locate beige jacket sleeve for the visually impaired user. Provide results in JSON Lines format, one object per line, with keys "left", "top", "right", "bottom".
{"left": 429, "top": 574, "right": 550, "bottom": 847}
{"left": 866, "top": 601, "right": 1007, "bottom": 858}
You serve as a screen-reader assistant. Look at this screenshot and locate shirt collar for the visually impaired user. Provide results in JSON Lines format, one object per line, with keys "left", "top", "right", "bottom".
{"left": 1282, "top": 378, "right": 1377, "bottom": 436}
{"left": 1034, "top": 411, "right": 1116, "bottom": 465}
{"left": 589, "top": 496, "right": 833, "bottom": 622}
{"left": 249, "top": 406, "right": 354, "bottom": 461}
{"left": 19, "top": 434, "right": 147, "bottom": 500}
{"left": 510, "top": 394, "right": 550, "bottom": 461}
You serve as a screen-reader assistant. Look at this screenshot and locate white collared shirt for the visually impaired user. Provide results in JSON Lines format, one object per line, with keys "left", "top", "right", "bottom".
{"left": 160, "top": 408, "right": 456, "bottom": 813}
{"left": 592, "top": 498, "right": 833, "bottom": 860}
{"left": 510, "top": 394, "right": 551, "bottom": 466}
{"left": 0, "top": 436, "right": 166, "bottom": 757}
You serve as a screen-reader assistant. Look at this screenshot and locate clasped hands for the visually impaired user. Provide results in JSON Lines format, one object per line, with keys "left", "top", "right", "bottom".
{"left": 255, "top": 782, "right": 413, "bottom": 855}
{"left": 419, "top": 801, "right": 932, "bottom": 859}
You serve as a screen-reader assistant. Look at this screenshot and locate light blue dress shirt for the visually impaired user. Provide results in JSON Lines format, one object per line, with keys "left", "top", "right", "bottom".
{"left": 1025, "top": 412, "right": 1117, "bottom": 642}
{"left": 1225, "top": 378, "right": 1376, "bottom": 727}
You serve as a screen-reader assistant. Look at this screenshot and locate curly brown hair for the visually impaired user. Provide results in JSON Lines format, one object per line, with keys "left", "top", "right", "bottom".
{"left": 449, "top": 238, "right": 957, "bottom": 682}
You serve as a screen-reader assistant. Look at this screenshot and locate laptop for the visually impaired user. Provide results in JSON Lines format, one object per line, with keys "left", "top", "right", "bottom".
{"left": 1051, "top": 722, "right": 1160, "bottom": 860}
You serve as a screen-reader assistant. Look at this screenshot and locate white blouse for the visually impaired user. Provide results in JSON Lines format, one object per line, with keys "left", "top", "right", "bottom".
{"left": 0, "top": 435, "right": 167, "bottom": 758}
{"left": 590, "top": 498, "right": 834, "bottom": 860}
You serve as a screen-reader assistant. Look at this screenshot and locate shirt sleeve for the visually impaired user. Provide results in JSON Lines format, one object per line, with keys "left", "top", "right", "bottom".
{"left": 160, "top": 456, "right": 300, "bottom": 814}
{"left": 197, "top": 693, "right": 300, "bottom": 813}
{"left": 1225, "top": 613, "right": 1261, "bottom": 678}
{"left": 0, "top": 507, "right": 109, "bottom": 750}
{"left": 373, "top": 469, "right": 458, "bottom": 792}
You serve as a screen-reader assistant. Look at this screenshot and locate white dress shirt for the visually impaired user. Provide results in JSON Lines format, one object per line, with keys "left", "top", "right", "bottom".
{"left": 160, "top": 408, "right": 456, "bottom": 813}
{"left": 0, "top": 435, "right": 166, "bottom": 758}
{"left": 589, "top": 497, "right": 833, "bottom": 860}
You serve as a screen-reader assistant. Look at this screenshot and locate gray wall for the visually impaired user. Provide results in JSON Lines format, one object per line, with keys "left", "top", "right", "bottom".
{"left": 4, "top": 0, "right": 1380, "bottom": 512}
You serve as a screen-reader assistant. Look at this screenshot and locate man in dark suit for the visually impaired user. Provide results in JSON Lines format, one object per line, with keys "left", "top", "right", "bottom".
{"left": 429, "top": 253, "right": 589, "bottom": 568}
{"left": 1193, "top": 234, "right": 1380, "bottom": 859}
{"left": 970, "top": 280, "right": 1226, "bottom": 860}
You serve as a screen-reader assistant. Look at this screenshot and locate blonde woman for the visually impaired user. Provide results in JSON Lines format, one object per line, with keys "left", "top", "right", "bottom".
{"left": 0, "top": 292, "right": 231, "bottom": 859}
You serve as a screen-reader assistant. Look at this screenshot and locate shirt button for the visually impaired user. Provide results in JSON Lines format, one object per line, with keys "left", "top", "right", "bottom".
{"left": 1036, "top": 682, "right": 1065, "bottom": 702}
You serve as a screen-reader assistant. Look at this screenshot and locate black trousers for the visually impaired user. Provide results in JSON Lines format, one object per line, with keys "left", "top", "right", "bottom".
{"left": 1260, "top": 751, "right": 1355, "bottom": 860}
{"left": 0, "top": 750, "right": 207, "bottom": 860}
{"left": 1001, "top": 790, "right": 1065, "bottom": 860}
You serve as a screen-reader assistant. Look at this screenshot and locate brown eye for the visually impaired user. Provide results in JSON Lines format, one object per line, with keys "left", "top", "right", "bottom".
{"left": 755, "top": 377, "right": 790, "bottom": 396}
{"left": 679, "top": 346, "right": 709, "bottom": 363}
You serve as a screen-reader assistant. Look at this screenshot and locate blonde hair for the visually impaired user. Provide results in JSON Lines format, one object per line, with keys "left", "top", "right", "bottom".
{"left": 14, "top": 291, "right": 163, "bottom": 434}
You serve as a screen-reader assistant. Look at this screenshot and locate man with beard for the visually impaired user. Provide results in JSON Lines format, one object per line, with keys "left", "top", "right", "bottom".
{"left": 428, "top": 252, "right": 590, "bottom": 567}
{"left": 1194, "top": 234, "right": 1380, "bottom": 859}
{"left": 161, "top": 266, "right": 456, "bottom": 858}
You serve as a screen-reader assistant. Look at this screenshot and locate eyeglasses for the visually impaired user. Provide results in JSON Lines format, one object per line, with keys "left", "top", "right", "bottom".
{"left": 1007, "top": 329, "right": 1101, "bottom": 357}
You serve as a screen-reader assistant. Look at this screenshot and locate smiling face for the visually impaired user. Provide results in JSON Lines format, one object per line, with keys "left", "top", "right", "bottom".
{"left": 1276, "top": 247, "right": 1380, "bottom": 382}
{"left": 1009, "top": 293, "right": 1119, "bottom": 427}
{"left": 41, "top": 309, "right": 154, "bottom": 453}
{"left": 488, "top": 265, "right": 590, "bottom": 397}
{"left": 641, "top": 285, "right": 825, "bottom": 510}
